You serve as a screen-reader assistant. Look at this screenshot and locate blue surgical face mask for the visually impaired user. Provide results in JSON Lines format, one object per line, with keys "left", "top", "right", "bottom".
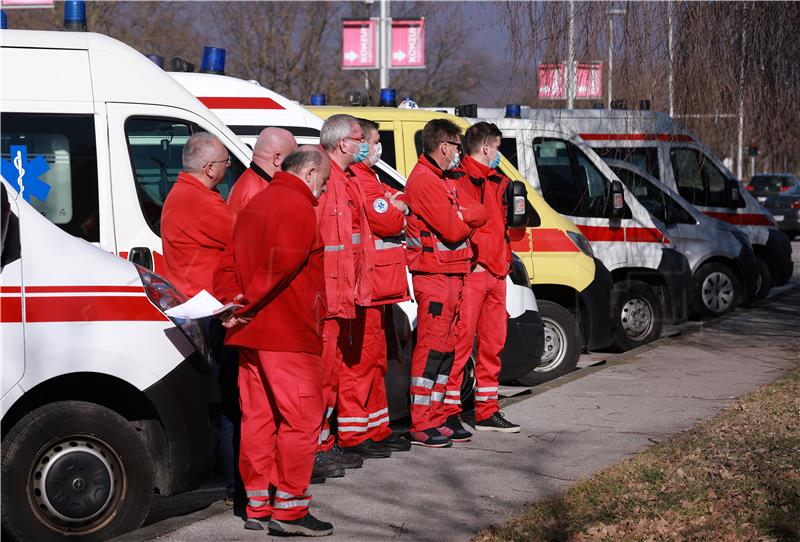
{"left": 349, "top": 140, "right": 370, "bottom": 164}
{"left": 489, "top": 150, "right": 502, "bottom": 169}
{"left": 448, "top": 152, "right": 461, "bottom": 170}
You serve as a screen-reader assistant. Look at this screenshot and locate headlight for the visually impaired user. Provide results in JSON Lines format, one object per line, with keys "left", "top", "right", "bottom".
{"left": 566, "top": 231, "right": 594, "bottom": 257}
{"left": 135, "top": 266, "right": 209, "bottom": 360}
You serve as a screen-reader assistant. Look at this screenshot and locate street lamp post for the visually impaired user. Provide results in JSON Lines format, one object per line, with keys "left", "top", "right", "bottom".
{"left": 607, "top": 7, "right": 626, "bottom": 109}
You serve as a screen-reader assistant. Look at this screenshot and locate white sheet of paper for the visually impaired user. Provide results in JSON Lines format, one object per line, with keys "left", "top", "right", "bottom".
{"left": 505, "top": 276, "right": 538, "bottom": 318}
{"left": 164, "top": 289, "right": 242, "bottom": 319}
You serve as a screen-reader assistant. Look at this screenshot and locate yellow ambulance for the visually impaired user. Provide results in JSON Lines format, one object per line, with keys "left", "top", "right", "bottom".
{"left": 310, "top": 106, "right": 614, "bottom": 383}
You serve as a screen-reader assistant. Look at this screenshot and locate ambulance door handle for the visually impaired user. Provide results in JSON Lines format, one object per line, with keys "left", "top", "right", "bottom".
{"left": 129, "top": 246, "right": 153, "bottom": 271}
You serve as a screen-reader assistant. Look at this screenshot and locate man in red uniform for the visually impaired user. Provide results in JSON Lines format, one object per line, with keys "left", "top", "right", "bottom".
{"left": 160, "top": 133, "right": 240, "bottom": 504}
{"left": 313, "top": 114, "right": 369, "bottom": 479}
{"left": 161, "top": 132, "right": 233, "bottom": 296}
{"left": 217, "top": 145, "right": 334, "bottom": 536}
{"left": 228, "top": 127, "right": 297, "bottom": 216}
{"left": 446, "top": 122, "right": 521, "bottom": 435}
{"left": 336, "top": 118, "right": 413, "bottom": 456}
{"left": 404, "top": 119, "right": 486, "bottom": 447}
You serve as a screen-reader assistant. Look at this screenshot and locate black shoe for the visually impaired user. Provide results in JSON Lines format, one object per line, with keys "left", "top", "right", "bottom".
{"left": 407, "top": 428, "right": 452, "bottom": 448}
{"left": 376, "top": 433, "right": 412, "bottom": 452}
{"left": 310, "top": 471, "right": 326, "bottom": 485}
{"left": 438, "top": 415, "right": 473, "bottom": 442}
{"left": 327, "top": 446, "right": 363, "bottom": 469}
{"left": 340, "top": 439, "right": 392, "bottom": 458}
{"left": 313, "top": 452, "right": 345, "bottom": 480}
{"left": 244, "top": 516, "right": 271, "bottom": 530}
{"left": 474, "top": 412, "right": 521, "bottom": 433}
{"left": 269, "top": 513, "right": 334, "bottom": 537}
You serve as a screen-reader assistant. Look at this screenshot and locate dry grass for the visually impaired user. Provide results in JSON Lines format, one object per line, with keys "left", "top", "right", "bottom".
{"left": 475, "top": 370, "right": 800, "bottom": 542}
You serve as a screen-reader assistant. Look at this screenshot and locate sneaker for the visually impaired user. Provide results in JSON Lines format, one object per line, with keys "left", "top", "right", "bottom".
{"left": 313, "top": 452, "right": 345, "bottom": 480}
{"left": 244, "top": 516, "right": 271, "bottom": 530}
{"left": 310, "top": 471, "right": 326, "bottom": 485}
{"left": 375, "top": 433, "right": 411, "bottom": 452}
{"left": 407, "top": 428, "right": 452, "bottom": 448}
{"left": 439, "top": 415, "right": 473, "bottom": 442}
{"left": 327, "top": 446, "right": 363, "bottom": 469}
{"left": 340, "top": 439, "right": 392, "bottom": 459}
{"left": 474, "top": 412, "right": 521, "bottom": 433}
{"left": 269, "top": 513, "right": 334, "bottom": 537}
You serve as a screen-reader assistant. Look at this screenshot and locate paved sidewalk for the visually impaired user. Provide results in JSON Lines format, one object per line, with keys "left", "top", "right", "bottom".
{"left": 146, "top": 288, "right": 800, "bottom": 542}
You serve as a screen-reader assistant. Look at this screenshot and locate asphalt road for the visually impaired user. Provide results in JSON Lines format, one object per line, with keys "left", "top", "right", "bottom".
{"left": 112, "top": 246, "right": 800, "bottom": 542}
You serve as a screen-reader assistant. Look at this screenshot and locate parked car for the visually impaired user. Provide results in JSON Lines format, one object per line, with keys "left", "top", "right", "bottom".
{"left": 763, "top": 184, "right": 800, "bottom": 240}
{"left": 747, "top": 173, "right": 800, "bottom": 203}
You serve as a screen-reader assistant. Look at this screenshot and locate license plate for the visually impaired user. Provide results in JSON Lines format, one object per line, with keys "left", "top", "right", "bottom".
{"left": 774, "top": 215, "right": 784, "bottom": 221}
{"left": 757, "top": 196, "right": 767, "bottom": 202}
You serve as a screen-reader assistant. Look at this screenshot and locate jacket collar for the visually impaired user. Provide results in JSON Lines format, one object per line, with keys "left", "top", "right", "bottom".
{"left": 271, "top": 171, "right": 318, "bottom": 206}
{"left": 177, "top": 171, "right": 220, "bottom": 194}
{"left": 250, "top": 162, "right": 273, "bottom": 183}
{"left": 419, "top": 153, "right": 461, "bottom": 179}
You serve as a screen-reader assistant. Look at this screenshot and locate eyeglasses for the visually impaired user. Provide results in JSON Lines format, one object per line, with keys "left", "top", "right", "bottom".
{"left": 206, "top": 157, "right": 231, "bottom": 168}
{"left": 441, "top": 141, "right": 463, "bottom": 152}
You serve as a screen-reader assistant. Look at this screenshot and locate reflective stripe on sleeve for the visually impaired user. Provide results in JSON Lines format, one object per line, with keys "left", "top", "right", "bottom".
{"left": 411, "top": 394, "right": 431, "bottom": 406}
{"left": 431, "top": 391, "right": 444, "bottom": 403}
{"left": 410, "top": 376, "right": 434, "bottom": 389}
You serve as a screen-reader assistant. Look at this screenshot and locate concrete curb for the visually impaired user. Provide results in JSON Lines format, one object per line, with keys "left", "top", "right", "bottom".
{"left": 109, "top": 501, "right": 227, "bottom": 542}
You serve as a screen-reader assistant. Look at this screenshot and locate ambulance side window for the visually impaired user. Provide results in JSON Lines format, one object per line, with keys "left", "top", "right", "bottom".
{"left": 701, "top": 156, "right": 728, "bottom": 208}
{"left": 378, "top": 131, "right": 397, "bottom": 170}
{"left": 0, "top": 113, "right": 99, "bottom": 242}
{"left": 500, "top": 138, "right": 519, "bottom": 169}
{"left": 413, "top": 131, "right": 424, "bottom": 156}
{"left": 532, "top": 139, "right": 580, "bottom": 215}
{"left": 670, "top": 148, "right": 706, "bottom": 205}
{"left": 594, "top": 147, "right": 659, "bottom": 179}
{"left": 573, "top": 147, "right": 611, "bottom": 218}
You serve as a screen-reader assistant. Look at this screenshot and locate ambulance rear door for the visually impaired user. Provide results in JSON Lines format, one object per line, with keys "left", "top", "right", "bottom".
{"left": 105, "top": 103, "right": 250, "bottom": 273}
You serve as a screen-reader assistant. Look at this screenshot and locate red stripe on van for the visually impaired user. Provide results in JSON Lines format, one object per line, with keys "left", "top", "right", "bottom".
{"left": 0, "top": 286, "right": 22, "bottom": 294}
{"left": 530, "top": 228, "right": 580, "bottom": 252}
{"left": 26, "top": 285, "right": 144, "bottom": 294}
{"left": 703, "top": 211, "right": 772, "bottom": 226}
{"left": 578, "top": 133, "right": 693, "bottom": 143}
{"left": 25, "top": 296, "right": 166, "bottom": 323}
{"left": 197, "top": 97, "right": 285, "bottom": 110}
{"left": 1, "top": 296, "right": 22, "bottom": 322}
{"left": 578, "top": 225, "right": 666, "bottom": 243}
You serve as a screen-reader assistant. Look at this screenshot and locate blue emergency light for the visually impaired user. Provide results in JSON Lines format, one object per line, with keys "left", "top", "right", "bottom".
{"left": 310, "top": 94, "right": 327, "bottom": 106}
{"left": 64, "top": 0, "right": 87, "bottom": 31}
{"left": 146, "top": 55, "right": 165, "bottom": 69}
{"left": 200, "top": 46, "right": 226, "bottom": 74}
{"left": 1, "top": 10, "right": 7, "bottom": 30}
{"left": 505, "top": 104, "right": 521, "bottom": 119}
{"left": 379, "top": 88, "right": 396, "bottom": 107}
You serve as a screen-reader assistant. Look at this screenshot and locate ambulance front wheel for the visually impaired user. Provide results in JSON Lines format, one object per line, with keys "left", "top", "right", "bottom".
{"left": 690, "top": 262, "right": 741, "bottom": 318}
{"left": 753, "top": 256, "right": 772, "bottom": 301}
{"left": 610, "top": 280, "right": 664, "bottom": 351}
{"left": 516, "top": 300, "right": 581, "bottom": 386}
{"left": 1, "top": 401, "right": 154, "bottom": 542}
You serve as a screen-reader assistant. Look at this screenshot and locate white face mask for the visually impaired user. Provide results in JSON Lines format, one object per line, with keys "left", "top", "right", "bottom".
{"left": 368, "top": 142, "right": 382, "bottom": 166}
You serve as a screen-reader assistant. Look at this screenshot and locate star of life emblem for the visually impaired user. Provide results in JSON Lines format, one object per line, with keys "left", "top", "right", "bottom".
{"left": 373, "top": 198, "right": 389, "bottom": 213}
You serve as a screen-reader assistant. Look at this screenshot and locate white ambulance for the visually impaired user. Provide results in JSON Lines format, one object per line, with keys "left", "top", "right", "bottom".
{"left": 1, "top": 177, "right": 218, "bottom": 541}
{"left": 165, "top": 67, "right": 546, "bottom": 395}
{"left": 481, "top": 108, "right": 793, "bottom": 299}
{"left": 449, "top": 114, "right": 692, "bottom": 350}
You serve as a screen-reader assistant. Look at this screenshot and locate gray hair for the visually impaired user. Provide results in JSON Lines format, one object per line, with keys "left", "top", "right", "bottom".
{"left": 281, "top": 145, "right": 326, "bottom": 174}
{"left": 320, "top": 114, "right": 357, "bottom": 152}
{"left": 182, "top": 132, "right": 222, "bottom": 171}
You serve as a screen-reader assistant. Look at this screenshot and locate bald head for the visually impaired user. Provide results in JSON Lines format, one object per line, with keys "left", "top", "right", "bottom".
{"left": 252, "top": 127, "right": 298, "bottom": 176}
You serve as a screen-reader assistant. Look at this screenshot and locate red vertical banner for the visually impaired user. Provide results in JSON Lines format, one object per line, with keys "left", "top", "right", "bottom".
{"left": 538, "top": 64, "right": 566, "bottom": 99}
{"left": 342, "top": 19, "right": 378, "bottom": 69}
{"left": 390, "top": 19, "right": 425, "bottom": 68}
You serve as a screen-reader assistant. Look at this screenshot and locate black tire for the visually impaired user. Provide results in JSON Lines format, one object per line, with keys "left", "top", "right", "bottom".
{"left": 690, "top": 262, "right": 741, "bottom": 318}
{"left": 610, "top": 280, "right": 664, "bottom": 351}
{"left": 1, "top": 401, "right": 154, "bottom": 542}
{"left": 753, "top": 255, "right": 772, "bottom": 301}
{"left": 517, "top": 300, "right": 580, "bottom": 386}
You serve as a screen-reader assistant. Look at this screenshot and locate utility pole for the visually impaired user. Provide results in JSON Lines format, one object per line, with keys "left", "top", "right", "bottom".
{"left": 667, "top": 1, "right": 674, "bottom": 117}
{"left": 736, "top": 4, "right": 747, "bottom": 181}
{"left": 379, "top": 0, "right": 390, "bottom": 89}
{"left": 567, "top": 0, "right": 575, "bottom": 109}
{"left": 607, "top": 7, "right": 625, "bottom": 109}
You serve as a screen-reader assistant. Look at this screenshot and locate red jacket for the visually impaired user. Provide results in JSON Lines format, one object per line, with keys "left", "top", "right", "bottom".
{"left": 404, "top": 154, "right": 486, "bottom": 275}
{"left": 227, "top": 164, "right": 272, "bottom": 217}
{"left": 220, "top": 171, "right": 325, "bottom": 354}
{"left": 455, "top": 155, "right": 512, "bottom": 277}
{"left": 161, "top": 172, "right": 233, "bottom": 297}
{"left": 346, "top": 162, "right": 410, "bottom": 305}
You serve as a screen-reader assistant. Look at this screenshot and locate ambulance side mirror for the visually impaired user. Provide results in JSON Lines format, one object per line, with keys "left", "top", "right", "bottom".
{"left": 507, "top": 180, "right": 540, "bottom": 229}
{"left": 727, "top": 178, "right": 743, "bottom": 208}
{"left": 610, "top": 180, "right": 625, "bottom": 220}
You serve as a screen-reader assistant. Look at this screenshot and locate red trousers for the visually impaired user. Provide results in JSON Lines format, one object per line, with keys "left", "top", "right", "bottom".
{"left": 238, "top": 349, "right": 323, "bottom": 521}
{"left": 318, "top": 318, "right": 344, "bottom": 452}
{"left": 410, "top": 273, "right": 464, "bottom": 432}
{"left": 337, "top": 305, "right": 392, "bottom": 447}
{"left": 449, "top": 271, "right": 507, "bottom": 422}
